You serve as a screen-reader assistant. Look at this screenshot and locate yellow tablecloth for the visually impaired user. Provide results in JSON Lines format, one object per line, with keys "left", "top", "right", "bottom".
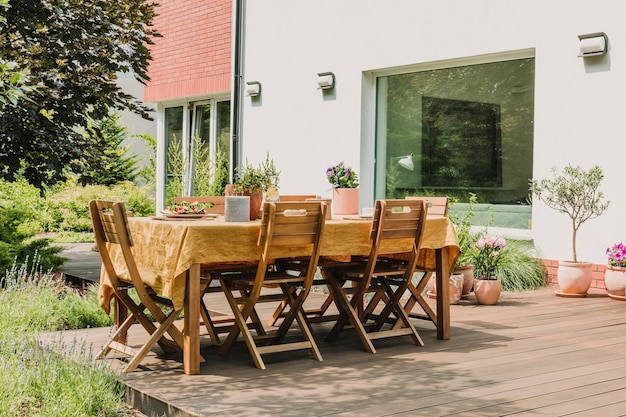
{"left": 99, "top": 216, "right": 459, "bottom": 312}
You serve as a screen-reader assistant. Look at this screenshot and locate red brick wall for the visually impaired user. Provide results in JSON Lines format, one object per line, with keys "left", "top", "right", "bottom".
{"left": 145, "top": 0, "right": 232, "bottom": 102}
{"left": 543, "top": 259, "right": 606, "bottom": 290}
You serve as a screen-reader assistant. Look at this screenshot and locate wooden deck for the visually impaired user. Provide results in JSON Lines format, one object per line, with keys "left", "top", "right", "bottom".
{"left": 46, "top": 286, "right": 626, "bottom": 416}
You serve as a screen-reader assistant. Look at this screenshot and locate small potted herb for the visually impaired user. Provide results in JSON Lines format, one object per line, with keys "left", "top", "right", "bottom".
{"left": 227, "top": 153, "right": 280, "bottom": 219}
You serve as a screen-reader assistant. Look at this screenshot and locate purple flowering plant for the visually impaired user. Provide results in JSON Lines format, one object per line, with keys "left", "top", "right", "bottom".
{"left": 470, "top": 234, "right": 507, "bottom": 279}
{"left": 606, "top": 243, "right": 626, "bottom": 267}
{"left": 326, "top": 161, "right": 359, "bottom": 188}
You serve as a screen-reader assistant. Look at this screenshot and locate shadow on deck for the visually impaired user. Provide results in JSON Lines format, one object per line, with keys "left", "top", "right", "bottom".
{"left": 40, "top": 286, "right": 626, "bottom": 417}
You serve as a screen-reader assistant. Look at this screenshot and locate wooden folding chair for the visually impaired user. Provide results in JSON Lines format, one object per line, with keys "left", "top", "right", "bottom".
{"left": 322, "top": 199, "right": 428, "bottom": 354}
{"left": 217, "top": 201, "right": 327, "bottom": 369}
{"left": 279, "top": 194, "right": 317, "bottom": 202}
{"left": 405, "top": 196, "right": 448, "bottom": 218}
{"left": 268, "top": 195, "right": 335, "bottom": 326}
{"left": 172, "top": 195, "right": 258, "bottom": 346}
{"left": 90, "top": 200, "right": 200, "bottom": 372}
{"left": 400, "top": 196, "right": 449, "bottom": 326}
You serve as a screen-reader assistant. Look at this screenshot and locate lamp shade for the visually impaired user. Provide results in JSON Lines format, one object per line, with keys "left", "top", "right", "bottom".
{"left": 398, "top": 154, "right": 414, "bottom": 171}
{"left": 578, "top": 32, "right": 608, "bottom": 57}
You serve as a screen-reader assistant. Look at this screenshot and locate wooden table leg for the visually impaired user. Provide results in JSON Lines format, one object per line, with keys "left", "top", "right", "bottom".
{"left": 184, "top": 263, "right": 201, "bottom": 375}
{"left": 113, "top": 296, "right": 128, "bottom": 344}
{"left": 435, "top": 247, "right": 451, "bottom": 340}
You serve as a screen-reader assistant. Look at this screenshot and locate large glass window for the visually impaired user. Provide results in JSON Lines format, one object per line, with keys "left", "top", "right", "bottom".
{"left": 163, "top": 99, "right": 230, "bottom": 205}
{"left": 375, "top": 56, "right": 535, "bottom": 229}
{"left": 164, "top": 106, "right": 184, "bottom": 203}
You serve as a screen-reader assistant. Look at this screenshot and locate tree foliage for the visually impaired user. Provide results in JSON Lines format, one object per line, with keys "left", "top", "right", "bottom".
{"left": 77, "top": 112, "right": 140, "bottom": 186}
{"left": 529, "top": 164, "right": 610, "bottom": 262}
{"left": 0, "top": 0, "right": 159, "bottom": 190}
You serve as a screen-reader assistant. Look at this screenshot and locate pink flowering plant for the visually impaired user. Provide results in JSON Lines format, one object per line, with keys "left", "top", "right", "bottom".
{"left": 606, "top": 243, "right": 626, "bottom": 267}
{"left": 326, "top": 161, "right": 359, "bottom": 188}
{"left": 470, "top": 234, "right": 507, "bottom": 279}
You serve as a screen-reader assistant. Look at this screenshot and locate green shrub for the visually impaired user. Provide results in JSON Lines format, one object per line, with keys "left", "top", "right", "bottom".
{"left": 44, "top": 180, "right": 155, "bottom": 232}
{"left": 0, "top": 179, "right": 71, "bottom": 271}
{"left": 0, "top": 178, "right": 46, "bottom": 235}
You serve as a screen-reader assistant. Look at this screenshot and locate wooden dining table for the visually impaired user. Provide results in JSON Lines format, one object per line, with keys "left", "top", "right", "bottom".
{"left": 99, "top": 214, "right": 459, "bottom": 374}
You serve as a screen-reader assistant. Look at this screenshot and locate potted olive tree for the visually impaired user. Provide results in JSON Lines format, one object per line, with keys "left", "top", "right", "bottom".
{"left": 529, "top": 164, "right": 609, "bottom": 296}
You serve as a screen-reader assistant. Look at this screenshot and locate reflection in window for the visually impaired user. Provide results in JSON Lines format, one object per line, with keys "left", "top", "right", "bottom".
{"left": 422, "top": 96, "right": 502, "bottom": 188}
{"left": 164, "top": 106, "right": 184, "bottom": 203}
{"left": 163, "top": 100, "right": 231, "bottom": 205}
{"left": 376, "top": 56, "right": 535, "bottom": 229}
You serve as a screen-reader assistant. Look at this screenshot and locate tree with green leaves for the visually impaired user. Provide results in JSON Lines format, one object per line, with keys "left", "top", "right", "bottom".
{"left": 0, "top": 1, "right": 38, "bottom": 107}
{"left": 0, "top": 0, "right": 159, "bottom": 190}
{"left": 530, "top": 164, "right": 610, "bottom": 262}
{"left": 77, "top": 113, "right": 140, "bottom": 186}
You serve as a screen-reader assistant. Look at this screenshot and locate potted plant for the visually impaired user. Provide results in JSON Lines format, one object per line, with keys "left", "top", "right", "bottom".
{"left": 469, "top": 234, "right": 506, "bottom": 305}
{"left": 326, "top": 161, "right": 359, "bottom": 215}
{"left": 227, "top": 153, "right": 280, "bottom": 220}
{"left": 529, "top": 164, "right": 609, "bottom": 296}
{"left": 605, "top": 243, "right": 626, "bottom": 300}
{"left": 449, "top": 193, "right": 479, "bottom": 299}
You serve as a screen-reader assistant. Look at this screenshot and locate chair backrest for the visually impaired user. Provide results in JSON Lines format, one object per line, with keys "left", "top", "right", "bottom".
{"left": 279, "top": 195, "right": 317, "bottom": 202}
{"left": 89, "top": 200, "right": 154, "bottom": 307}
{"left": 171, "top": 196, "right": 225, "bottom": 214}
{"left": 364, "top": 199, "right": 428, "bottom": 279}
{"left": 405, "top": 196, "right": 448, "bottom": 217}
{"left": 256, "top": 201, "right": 327, "bottom": 288}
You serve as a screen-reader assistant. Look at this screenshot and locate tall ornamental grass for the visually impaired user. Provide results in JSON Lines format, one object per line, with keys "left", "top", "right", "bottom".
{"left": 0, "top": 260, "right": 132, "bottom": 416}
{"left": 494, "top": 240, "right": 548, "bottom": 292}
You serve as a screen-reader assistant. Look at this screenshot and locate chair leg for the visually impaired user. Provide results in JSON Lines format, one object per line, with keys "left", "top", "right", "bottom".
{"left": 262, "top": 283, "right": 323, "bottom": 364}
{"left": 219, "top": 280, "right": 266, "bottom": 369}
{"left": 125, "top": 309, "right": 183, "bottom": 372}
{"left": 200, "top": 302, "right": 222, "bottom": 346}
{"left": 268, "top": 300, "right": 288, "bottom": 326}
{"left": 112, "top": 296, "right": 129, "bottom": 345}
{"left": 293, "top": 308, "right": 323, "bottom": 362}
{"left": 325, "top": 274, "right": 377, "bottom": 353}
{"left": 399, "top": 272, "right": 437, "bottom": 327}
{"left": 95, "top": 312, "right": 139, "bottom": 360}
{"left": 119, "top": 294, "right": 181, "bottom": 353}
{"left": 371, "top": 279, "right": 424, "bottom": 347}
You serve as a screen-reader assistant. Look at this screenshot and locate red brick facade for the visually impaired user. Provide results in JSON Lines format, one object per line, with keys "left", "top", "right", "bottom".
{"left": 543, "top": 259, "right": 606, "bottom": 290}
{"left": 144, "top": 0, "right": 232, "bottom": 102}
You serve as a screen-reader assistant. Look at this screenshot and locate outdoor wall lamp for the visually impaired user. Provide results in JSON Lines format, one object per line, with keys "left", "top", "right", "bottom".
{"left": 396, "top": 153, "right": 414, "bottom": 171}
{"left": 578, "top": 32, "right": 608, "bottom": 57}
{"left": 246, "top": 81, "right": 261, "bottom": 97}
{"left": 317, "top": 72, "right": 335, "bottom": 90}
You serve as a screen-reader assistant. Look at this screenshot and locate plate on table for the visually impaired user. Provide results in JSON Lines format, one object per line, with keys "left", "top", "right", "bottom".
{"left": 159, "top": 210, "right": 219, "bottom": 219}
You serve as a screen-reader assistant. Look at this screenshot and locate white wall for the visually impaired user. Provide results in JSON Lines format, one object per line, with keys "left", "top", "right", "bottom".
{"left": 240, "top": 0, "right": 626, "bottom": 264}
{"left": 116, "top": 71, "right": 157, "bottom": 170}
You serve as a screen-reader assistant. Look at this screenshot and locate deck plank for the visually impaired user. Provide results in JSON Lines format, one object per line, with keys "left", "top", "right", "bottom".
{"left": 41, "top": 286, "right": 626, "bottom": 416}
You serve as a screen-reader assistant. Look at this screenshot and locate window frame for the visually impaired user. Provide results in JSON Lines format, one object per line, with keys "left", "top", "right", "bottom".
{"left": 372, "top": 48, "right": 535, "bottom": 234}
{"left": 156, "top": 95, "right": 231, "bottom": 210}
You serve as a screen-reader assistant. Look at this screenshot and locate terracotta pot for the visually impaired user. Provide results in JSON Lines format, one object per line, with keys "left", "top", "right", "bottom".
{"left": 225, "top": 184, "right": 264, "bottom": 220}
{"left": 604, "top": 266, "right": 626, "bottom": 300}
{"left": 454, "top": 264, "right": 474, "bottom": 299}
{"left": 474, "top": 278, "right": 501, "bottom": 305}
{"left": 332, "top": 188, "right": 359, "bottom": 215}
{"left": 427, "top": 273, "right": 464, "bottom": 305}
{"left": 556, "top": 261, "right": 592, "bottom": 296}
